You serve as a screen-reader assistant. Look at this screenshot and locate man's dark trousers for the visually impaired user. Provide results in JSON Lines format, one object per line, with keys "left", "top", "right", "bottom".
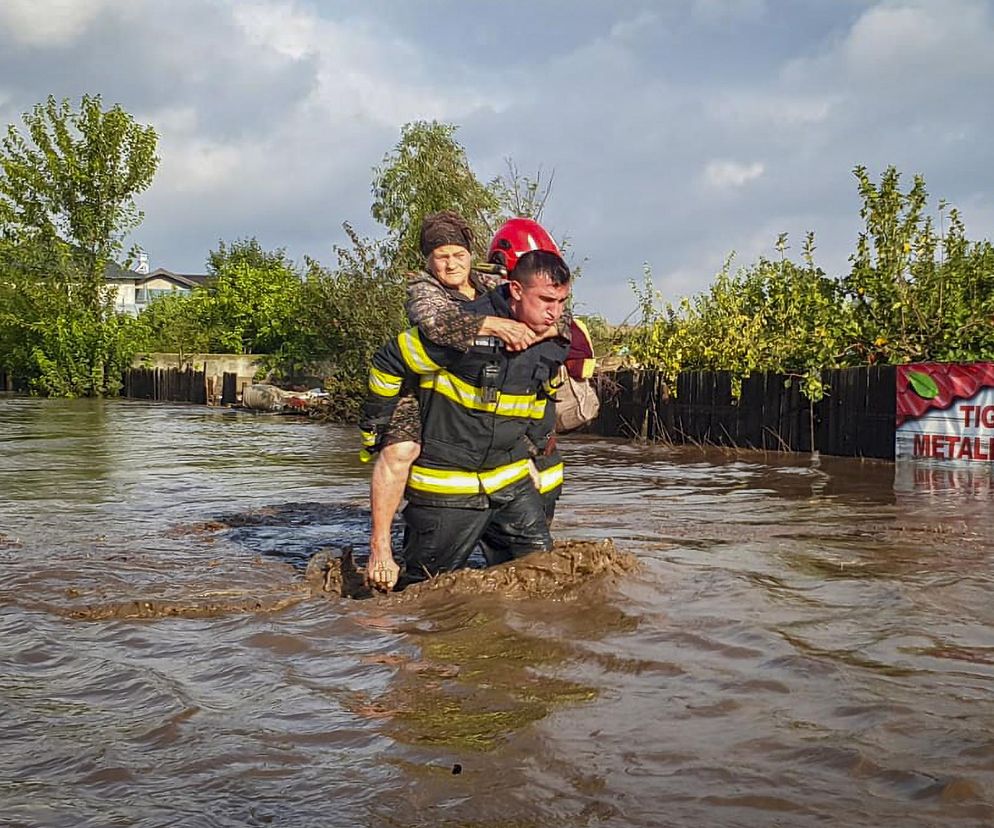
{"left": 396, "top": 478, "right": 551, "bottom": 587}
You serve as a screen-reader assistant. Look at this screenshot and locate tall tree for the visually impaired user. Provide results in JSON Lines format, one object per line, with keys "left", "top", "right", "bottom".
{"left": 371, "top": 121, "right": 501, "bottom": 272}
{"left": 0, "top": 93, "right": 159, "bottom": 303}
{"left": 0, "top": 94, "right": 158, "bottom": 395}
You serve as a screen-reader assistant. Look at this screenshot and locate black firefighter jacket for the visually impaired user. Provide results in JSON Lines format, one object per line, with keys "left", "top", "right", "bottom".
{"left": 360, "top": 286, "right": 568, "bottom": 509}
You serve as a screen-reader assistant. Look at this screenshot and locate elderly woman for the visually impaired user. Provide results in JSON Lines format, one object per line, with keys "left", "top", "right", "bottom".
{"left": 365, "top": 211, "right": 543, "bottom": 591}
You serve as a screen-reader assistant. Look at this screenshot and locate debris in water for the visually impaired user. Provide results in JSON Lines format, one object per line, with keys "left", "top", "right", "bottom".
{"left": 305, "top": 539, "right": 638, "bottom": 602}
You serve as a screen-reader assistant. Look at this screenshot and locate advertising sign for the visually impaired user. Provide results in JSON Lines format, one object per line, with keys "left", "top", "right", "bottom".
{"left": 895, "top": 362, "right": 994, "bottom": 462}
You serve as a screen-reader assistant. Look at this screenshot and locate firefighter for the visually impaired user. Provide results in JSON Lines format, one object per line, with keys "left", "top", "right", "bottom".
{"left": 485, "top": 218, "right": 599, "bottom": 528}
{"left": 360, "top": 249, "right": 572, "bottom": 589}
{"left": 365, "top": 213, "right": 569, "bottom": 591}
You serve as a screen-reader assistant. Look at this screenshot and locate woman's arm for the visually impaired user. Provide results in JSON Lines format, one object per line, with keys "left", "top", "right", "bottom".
{"left": 406, "top": 271, "right": 538, "bottom": 352}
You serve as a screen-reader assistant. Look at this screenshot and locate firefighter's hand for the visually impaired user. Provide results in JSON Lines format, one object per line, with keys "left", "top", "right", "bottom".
{"left": 527, "top": 459, "right": 541, "bottom": 490}
{"left": 365, "top": 549, "right": 400, "bottom": 592}
{"left": 480, "top": 316, "right": 537, "bottom": 352}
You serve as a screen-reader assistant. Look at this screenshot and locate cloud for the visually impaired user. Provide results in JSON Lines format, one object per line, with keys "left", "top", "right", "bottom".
{"left": 843, "top": 0, "right": 994, "bottom": 80}
{"left": 2, "top": 0, "right": 994, "bottom": 321}
{"left": 707, "top": 92, "right": 836, "bottom": 129}
{"left": 784, "top": 0, "right": 994, "bottom": 95}
{"left": 691, "top": 0, "right": 767, "bottom": 23}
{"left": 608, "top": 10, "right": 662, "bottom": 41}
{"left": 703, "top": 160, "right": 765, "bottom": 189}
{"left": 0, "top": 0, "right": 127, "bottom": 47}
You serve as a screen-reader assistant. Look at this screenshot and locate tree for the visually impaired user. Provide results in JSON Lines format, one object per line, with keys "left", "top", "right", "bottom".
{"left": 844, "top": 165, "right": 994, "bottom": 363}
{"left": 276, "top": 224, "right": 407, "bottom": 420}
{"left": 491, "top": 158, "right": 555, "bottom": 222}
{"left": 137, "top": 292, "right": 212, "bottom": 361}
{"left": 371, "top": 121, "right": 502, "bottom": 272}
{"left": 0, "top": 93, "right": 158, "bottom": 302}
{"left": 199, "top": 238, "right": 303, "bottom": 354}
{"left": 0, "top": 95, "right": 159, "bottom": 396}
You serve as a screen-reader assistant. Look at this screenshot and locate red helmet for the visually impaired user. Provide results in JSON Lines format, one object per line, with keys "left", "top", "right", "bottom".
{"left": 487, "top": 217, "right": 561, "bottom": 273}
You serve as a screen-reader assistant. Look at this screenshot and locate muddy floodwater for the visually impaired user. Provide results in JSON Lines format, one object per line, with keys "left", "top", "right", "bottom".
{"left": 2, "top": 397, "right": 994, "bottom": 827}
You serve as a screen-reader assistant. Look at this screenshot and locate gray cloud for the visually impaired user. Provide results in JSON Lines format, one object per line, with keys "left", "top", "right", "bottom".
{"left": 1, "top": 0, "right": 992, "bottom": 321}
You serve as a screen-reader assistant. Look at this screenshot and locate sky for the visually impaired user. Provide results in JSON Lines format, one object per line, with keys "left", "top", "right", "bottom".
{"left": 2, "top": 0, "right": 993, "bottom": 323}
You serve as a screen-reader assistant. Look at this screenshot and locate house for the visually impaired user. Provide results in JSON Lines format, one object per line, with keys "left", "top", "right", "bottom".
{"left": 105, "top": 256, "right": 209, "bottom": 316}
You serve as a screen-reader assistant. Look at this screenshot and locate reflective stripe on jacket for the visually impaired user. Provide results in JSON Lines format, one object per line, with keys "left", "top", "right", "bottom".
{"left": 361, "top": 286, "right": 569, "bottom": 507}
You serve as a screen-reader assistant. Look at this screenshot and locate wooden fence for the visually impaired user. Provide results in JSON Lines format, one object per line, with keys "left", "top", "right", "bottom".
{"left": 123, "top": 367, "right": 208, "bottom": 405}
{"left": 115, "top": 364, "right": 897, "bottom": 460}
{"left": 594, "top": 366, "right": 896, "bottom": 460}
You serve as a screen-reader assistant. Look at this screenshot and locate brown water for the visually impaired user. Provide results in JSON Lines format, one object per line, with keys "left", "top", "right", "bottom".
{"left": 2, "top": 396, "right": 993, "bottom": 827}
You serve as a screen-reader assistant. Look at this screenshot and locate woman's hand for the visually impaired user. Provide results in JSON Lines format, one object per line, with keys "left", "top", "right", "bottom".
{"left": 479, "top": 316, "right": 537, "bottom": 351}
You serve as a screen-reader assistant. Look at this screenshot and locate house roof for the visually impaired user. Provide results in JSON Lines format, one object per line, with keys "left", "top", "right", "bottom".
{"left": 144, "top": 268, "right": 209, "bottom": 288}
{"left": 103, "top": 261, "right": 138, "bottom": 282}
{"left": 103, "top": 264, "right": 209, "bottom": 288}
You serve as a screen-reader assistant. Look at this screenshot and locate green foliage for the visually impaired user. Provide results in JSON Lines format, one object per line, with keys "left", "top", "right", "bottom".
{"left": 273, "top": 224, "right": 407, "bottom": 420}
{"left": 0, "top": 93, "right": 158, "bottom": 293}
{"left": 0, "top": 240, "right": 146, "bottom": 396}
{"left": 25, "top": 302, "right": 144, "bottom": 397}
{"left": 371, "top": 121, "right": 502, "bottom": 271}
{"left": 625, "top": 250, "right": 852, "bottom": 401}
{"left": 199, "top": 238, "right": 303, "bottom": 354}
{"left": 0, "top": 95, "right": 158, "bottom": 395}
{"left": 137, "top": 292, "right": 213, "bottom": 359}
{"left": 845, "top": 165, "right": 994, "bottom": 363}
{"left": 626, "top": 166, "right": 994, "bottom": 401}
{"left": 138, "top": 238, "right": 305, "bottom": 358}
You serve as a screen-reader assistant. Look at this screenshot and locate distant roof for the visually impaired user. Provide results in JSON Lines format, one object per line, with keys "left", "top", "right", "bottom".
{"left": 103, "top": 261, "right": 137, "bottom": 282}
{"left": 144, "top": 268, "right": 209, "bottom": 288}
{"left": 103, "top": 264, "right": 208, "bottom": 287}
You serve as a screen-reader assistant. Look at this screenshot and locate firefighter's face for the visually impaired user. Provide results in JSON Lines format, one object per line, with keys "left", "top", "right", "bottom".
{"left": 509, "top": 273, "right": 570, "bottom": 333}
{"left": 427, "top": 244, "right": 472, "bottom": 289}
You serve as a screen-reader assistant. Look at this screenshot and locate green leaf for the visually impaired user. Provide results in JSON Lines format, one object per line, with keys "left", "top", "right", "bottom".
{"left": 907, "top": 370, "right": 938, "bottom": 399}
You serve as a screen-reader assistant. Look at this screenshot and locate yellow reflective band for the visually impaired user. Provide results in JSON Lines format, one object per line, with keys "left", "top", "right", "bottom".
{"left": 407, "top": 458, "right": 532, "bottom": 496}
{"left": 360, "top": 430, "right": 378, "bottom": 447}
{"left": 479, "top": 459, "right": 532, "bottom": 493}
{"left": 529, "top": 397, "right": 548, "bottom": 418}
{"left": 578, "top": 358, "right": 596, "bottom": 379}
{"left": 538, "top": 462, "right": 564, "bottom": 493}
{"left": 368, "top": 366, "right": 402, "bottom": 397}
{"left": 420, "top": 370, "right": 546, "bottom": 419}
{"left": 398, "top": 328, "right": 442, "bottom": 375}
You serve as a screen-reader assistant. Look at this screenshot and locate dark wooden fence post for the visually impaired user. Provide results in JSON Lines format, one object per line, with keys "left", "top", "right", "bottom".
{"left": 592, "top": 365, "right": 897, "bottom": 459}
{"left": 221, "top": 372, "right": 238, "bottom": 406}
{"left": 121, "top": 365, "right": 210, "bottom": 405}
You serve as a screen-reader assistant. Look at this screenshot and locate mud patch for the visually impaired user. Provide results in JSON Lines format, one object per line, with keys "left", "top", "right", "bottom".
{"left": 63, "top": 587, "right": 311, "bottom": 621}
{"left": 164, "top": 520, "right": 228, "bottom": 539}
{"left": 323, "top": 540, "right": 635, "bottom": 750}
{"left": 348, "top": 605, "right": 599, "bottom": 751}
{"left": 36, "top": 553, "right": 311, "bottom": 622}
{"left": 41, "top": 526, "right": 635, "bottom": 622}
{"left": 306, "top": 539, "right": 638, "bottom": 603}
